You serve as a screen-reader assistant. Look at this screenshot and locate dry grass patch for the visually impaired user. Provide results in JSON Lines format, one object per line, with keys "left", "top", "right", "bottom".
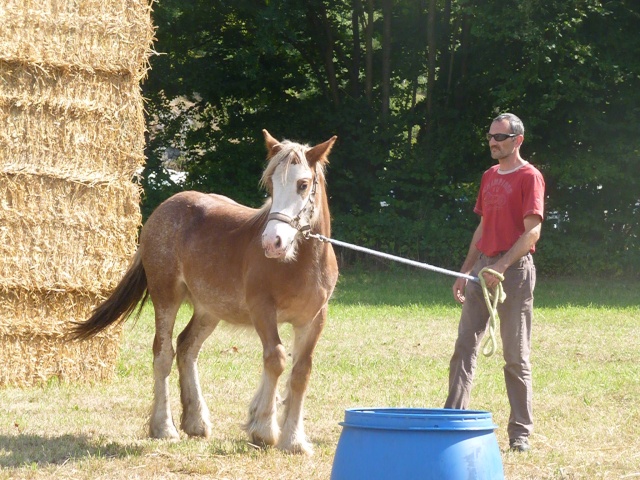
{"left": 0, "top": 270, "right": 638, "bottom": 479}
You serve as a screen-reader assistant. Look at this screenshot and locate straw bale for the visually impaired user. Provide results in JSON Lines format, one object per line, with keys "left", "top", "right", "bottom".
{"left": 0, "top": 62, "right": 146, "bottom": 182}
{"left": 0, "top": 288, "right": 122, "bottom": 387}
{"left": 0, "top": 171, "right": 142, "bottom": 224}
{"left": 0, "top": 333, "right": 121, "bottom": 387}
{"left": 0, "top": 172, "right": 141, "bottom": 292}
{"left": 0, "top": 288, "right": 109, "bottom": 338}
{"left": 0, "top": 0, "right": 153, "bottom": 386}
{"left": 0, "top": 0, "right": 155, "bottom": 79}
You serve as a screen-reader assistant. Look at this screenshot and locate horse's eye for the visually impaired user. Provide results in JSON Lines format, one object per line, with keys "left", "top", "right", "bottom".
{"left": 298, "top": 182, "right": 309, "bottom": 193}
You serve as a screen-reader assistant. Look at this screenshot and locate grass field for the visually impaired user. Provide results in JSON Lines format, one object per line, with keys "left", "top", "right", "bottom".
{"left": 1, "top": 267, "right": 638, "bottom": 479}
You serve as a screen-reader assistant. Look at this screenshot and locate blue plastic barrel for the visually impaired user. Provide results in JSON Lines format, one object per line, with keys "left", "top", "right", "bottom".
{"left": 331, "top": 408, "right": 504, "bottom": 480}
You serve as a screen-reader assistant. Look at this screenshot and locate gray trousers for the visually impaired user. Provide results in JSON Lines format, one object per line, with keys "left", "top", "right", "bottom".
{"left": 444, "top": 252, "right": 535, "bottom": 440}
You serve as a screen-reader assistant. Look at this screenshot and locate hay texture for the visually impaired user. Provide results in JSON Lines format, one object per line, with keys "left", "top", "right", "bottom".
{"left": 0, "top": 0, "right": 155, "bottom": 386}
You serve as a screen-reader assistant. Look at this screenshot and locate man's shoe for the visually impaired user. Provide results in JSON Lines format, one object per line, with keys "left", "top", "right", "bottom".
{"left": 509, "top": 437, "right": 530, "bottom": 452}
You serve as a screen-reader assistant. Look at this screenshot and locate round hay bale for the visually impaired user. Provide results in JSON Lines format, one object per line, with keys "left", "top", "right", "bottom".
{"left": 0, "top": 0, "right": 154, "bottom": 386}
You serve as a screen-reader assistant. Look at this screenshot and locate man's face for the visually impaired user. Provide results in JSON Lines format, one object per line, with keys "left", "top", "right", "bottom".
{"left": 488, "top": 119, "right": 518, "bottom": 160}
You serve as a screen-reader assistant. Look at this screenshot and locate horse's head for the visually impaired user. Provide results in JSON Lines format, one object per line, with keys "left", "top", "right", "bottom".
{"left": 260, "top": 130, "right": 337, "bottom": 261}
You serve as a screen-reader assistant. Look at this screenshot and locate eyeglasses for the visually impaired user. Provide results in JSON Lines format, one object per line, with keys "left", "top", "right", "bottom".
{"left": 486, "top": 133, "right": 518, "bottom": 142}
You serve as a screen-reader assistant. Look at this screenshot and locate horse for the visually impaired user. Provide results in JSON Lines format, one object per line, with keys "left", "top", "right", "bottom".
{"left": 69, "top": 130, "right": 339, "bottom": 455}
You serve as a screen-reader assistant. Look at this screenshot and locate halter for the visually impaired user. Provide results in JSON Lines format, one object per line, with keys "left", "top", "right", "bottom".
{"left": 266, "top": 164, "right": 319, "bottom": 236}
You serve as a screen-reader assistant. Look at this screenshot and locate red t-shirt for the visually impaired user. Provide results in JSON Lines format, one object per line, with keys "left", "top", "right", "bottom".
{"left": 474, "top": 162, "right": 545, "bottom": 257}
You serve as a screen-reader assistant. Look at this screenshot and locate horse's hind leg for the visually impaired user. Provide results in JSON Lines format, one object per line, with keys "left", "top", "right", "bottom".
{"left": 149, "top": 301, "right": 182, "bottom": 440}
{"left": 176, "top": 311, "right": 218, "bottom": 438}
{"left": 279, "top": 306, "right": 327, "bottom": 455}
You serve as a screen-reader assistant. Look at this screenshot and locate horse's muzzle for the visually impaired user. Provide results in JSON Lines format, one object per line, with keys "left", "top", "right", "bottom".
{"left": 262, "top": 231, "right": 289, "bottom": 259}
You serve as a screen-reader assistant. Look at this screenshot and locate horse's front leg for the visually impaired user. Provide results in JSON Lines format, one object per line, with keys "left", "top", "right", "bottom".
{"left": 279, "top": 306, "right": 326, "bottom": 455}
{"left": 243, "top": 311, "right": 286, "bottom": 448}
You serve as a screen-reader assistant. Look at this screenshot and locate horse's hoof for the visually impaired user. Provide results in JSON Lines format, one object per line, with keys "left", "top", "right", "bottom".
{"left": 149, "top": 423, "right": 180, "bottom": 441}
{"left": 248, "top": 432, "right": 278, "bottom": 448}
{"left": 242, "top": 416, "right": 280, "bottom": 448}
{"left": 278, "top": 438, "right": 314, "bottom": 456}
{"left": 182, "top": 420, "right": 212, "bottom": 439}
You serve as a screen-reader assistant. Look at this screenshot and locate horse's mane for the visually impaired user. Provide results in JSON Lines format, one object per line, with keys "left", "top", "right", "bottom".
{"left": 245, "top": 198, "right": 272, "bottom": 232}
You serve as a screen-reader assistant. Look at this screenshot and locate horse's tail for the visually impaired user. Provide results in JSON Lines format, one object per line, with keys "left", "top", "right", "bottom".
{"left": 69, "top": 250, "right": 149, "bottom": 341}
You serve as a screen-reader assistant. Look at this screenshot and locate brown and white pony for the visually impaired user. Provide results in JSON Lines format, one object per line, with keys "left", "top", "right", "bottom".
{"left": 70, "top": 130, "right": 339, "bottom": 455}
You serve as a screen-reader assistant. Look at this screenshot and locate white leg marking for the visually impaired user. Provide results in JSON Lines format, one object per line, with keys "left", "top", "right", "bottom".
{"left": 243, "top": 344, "right": 287, "bottom": 447}
{"left": 278, "top": 319, "right": 323, "bottom": 455}
{"left": 177, "top": 315, "right": 217, "bottom": 438}
{"left": 149, "top": 337, "right": 180, "bottom": 440}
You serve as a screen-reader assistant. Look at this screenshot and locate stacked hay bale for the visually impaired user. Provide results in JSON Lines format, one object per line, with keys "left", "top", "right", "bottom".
{"left": 0, "top": 0, "right": 155, "bottom": 386}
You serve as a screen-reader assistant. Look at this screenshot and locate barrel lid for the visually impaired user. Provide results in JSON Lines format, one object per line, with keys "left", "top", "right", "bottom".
{"left": 340, "top": 408, "right": 498, "bottom": 432}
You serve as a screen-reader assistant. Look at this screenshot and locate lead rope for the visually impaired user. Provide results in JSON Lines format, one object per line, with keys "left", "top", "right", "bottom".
{"left": 305, "top": 233, "right": 507, "bottom": 357}
{"left": 477, "top": 267, "right": 506, "bottom": 357}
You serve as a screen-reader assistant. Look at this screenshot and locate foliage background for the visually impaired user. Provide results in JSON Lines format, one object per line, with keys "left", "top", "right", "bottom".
{"left": 142, "top": 0, "right": 640, "bottom": 278}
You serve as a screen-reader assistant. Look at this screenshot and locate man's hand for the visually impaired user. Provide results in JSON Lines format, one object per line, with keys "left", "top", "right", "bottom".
{"left": 452, "top": 277, "right": 468, "bottom": 304}
{"left": 481, "top": 268, "right": 503, "bottom": 289}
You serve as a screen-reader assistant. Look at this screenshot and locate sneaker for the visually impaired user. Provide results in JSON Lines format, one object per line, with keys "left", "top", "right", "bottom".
{"left": 509, "top": 437, "right": 530, "bottom": 452}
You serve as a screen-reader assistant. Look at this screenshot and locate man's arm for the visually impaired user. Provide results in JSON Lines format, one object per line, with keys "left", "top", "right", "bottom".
{"left": 452, "top": 219, "right": 484, "bottom": 304}
{"left": 482, "top": 214, "right": 542, "bottom": 288}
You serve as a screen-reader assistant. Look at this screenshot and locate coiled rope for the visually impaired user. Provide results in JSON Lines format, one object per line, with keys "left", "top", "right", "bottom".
{"left": 477, "top": 267, "right": 506, "bottom": 357}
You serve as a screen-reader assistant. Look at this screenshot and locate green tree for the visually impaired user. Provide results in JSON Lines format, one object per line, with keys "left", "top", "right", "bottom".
{"left": 142, "top": 0, "right": 640, "bottom": 277}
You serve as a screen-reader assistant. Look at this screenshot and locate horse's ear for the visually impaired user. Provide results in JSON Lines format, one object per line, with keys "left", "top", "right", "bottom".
{"left": 306, "top": 135, "right": 338, "bottom": 165}
{"left": 263, "top": 129, "right": 282, "bottom": 157}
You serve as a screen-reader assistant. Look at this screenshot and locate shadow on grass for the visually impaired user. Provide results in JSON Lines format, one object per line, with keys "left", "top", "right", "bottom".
{"left": 0, "top": 433, "right": 144, "bottom": 468}
{"left": 205, "top": 437, "right": 260, "bottom": 456}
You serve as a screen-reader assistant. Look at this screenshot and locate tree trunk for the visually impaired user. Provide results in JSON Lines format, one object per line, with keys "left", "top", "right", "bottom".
{"left": 440, "top": 0, "right": 453, "bottom": 100}
{"left": 381, "top": 0, "right": 392, "bottom": 125}
{"left": 408, "top": 76, "right": 418, "bottom": 146}
{"left": 454, "top": 12, "right": 472, "bottom": 110}
{"left": 365, "top": 0, "right": 374, "bottom": 104}
{"left": 425, "top": 0, "right": 436, "bottom": 134}
{"left": 351, "top": 0, "right": 362, "bottom": 98}
{"left": 308, "top": 3, "right": 340, "bottom": 108}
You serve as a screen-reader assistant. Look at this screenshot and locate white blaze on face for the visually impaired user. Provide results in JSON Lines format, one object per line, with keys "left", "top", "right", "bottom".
{"left": 262, "top": 161, "right": 313, "bottom": 261}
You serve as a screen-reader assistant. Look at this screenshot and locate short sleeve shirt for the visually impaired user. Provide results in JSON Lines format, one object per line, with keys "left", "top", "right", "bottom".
{"left": 474, "top": 162, "right": 545, "bottom": 257}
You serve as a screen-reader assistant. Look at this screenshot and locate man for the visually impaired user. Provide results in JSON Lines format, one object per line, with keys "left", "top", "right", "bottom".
{"left": 444, "top": 113, "right": 545, "bottom": 453}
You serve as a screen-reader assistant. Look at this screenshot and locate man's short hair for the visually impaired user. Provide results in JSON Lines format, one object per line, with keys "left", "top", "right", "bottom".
{"left": 493, "top": 113, "right": 525, "bottom": 136}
